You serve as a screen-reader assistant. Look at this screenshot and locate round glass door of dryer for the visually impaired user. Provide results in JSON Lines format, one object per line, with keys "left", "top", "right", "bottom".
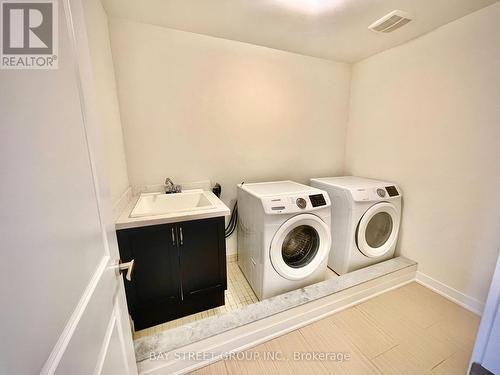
{"left": 366, "top": 212, "right": 392, "bottom": 247}
{"left": 270, "top": 214, "right": 331, "bottom": 281}
{"left": 356, "top": 202, "right": 400, "bottom": 258}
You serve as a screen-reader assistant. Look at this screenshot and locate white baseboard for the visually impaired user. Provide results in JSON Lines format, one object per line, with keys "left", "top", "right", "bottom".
{"left": 138, "top": 264, "right": 416, "bottom": 375}
{"left": 415, "top": 271, "right": 484, "bottom": 316}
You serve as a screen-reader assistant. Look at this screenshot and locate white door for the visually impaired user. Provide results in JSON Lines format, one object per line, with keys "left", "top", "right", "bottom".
{"left": 270, "top": 214, "right": 331, "bottom": 280}
{"left": 0, "top": 0, "right": 136, "bottom": 374}
{"left": 469, "top": 252, "right": 500, "bottom": 374}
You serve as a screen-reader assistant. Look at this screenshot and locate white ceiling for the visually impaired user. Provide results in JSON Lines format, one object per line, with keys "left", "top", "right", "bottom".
{"left": 102, "top": 0, "right": 498, "bottom": 62}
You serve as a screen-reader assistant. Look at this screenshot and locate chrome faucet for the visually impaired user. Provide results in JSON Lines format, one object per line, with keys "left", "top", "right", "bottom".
{"left": 164, "top": 178, "right": 182, "bottom": 194}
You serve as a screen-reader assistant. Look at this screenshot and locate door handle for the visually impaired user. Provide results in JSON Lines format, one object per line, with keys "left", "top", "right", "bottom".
{"left": 171, "top": 227, "right": 176, "bottom": 246}
{"left": 115, "top": 259, "right": 135, "bottom": 281}
{"left": 179, "top": 227, "right": 183, "bottom": 245}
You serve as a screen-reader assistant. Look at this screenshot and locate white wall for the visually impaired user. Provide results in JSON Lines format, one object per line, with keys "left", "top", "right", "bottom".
{"left": 345, "top": 2, "right": 500, "bottom": 305}
{"left": 108, "top": 18, "right": 351, "bottom": 252}
{"left": 82, "top": 0, "right": 129, "bottom": 204}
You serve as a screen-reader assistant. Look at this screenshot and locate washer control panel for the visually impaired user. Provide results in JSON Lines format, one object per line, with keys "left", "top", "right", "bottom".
{"left": 262, "top": 193, "right": 330, "bottom": 214}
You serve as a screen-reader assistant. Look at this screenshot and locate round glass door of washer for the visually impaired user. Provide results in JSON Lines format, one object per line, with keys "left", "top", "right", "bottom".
{"left": 356, "top": 202, "right": 400, "bottom": 258}
{"left": 270, "top": 214, "right": 331, "bottom": 280}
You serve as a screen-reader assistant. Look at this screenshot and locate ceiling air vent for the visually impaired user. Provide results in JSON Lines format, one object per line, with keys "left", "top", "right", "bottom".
{"left": 369, "top": 10, "right": 412, "bottom": 33}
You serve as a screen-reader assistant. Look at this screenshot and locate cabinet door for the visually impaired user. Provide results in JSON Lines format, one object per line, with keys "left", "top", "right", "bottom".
{"left": 178, "top": 217, "right": 227, "bottom": 297}
{"left": 118, "top": 224, "right": 181, "bottom": 308}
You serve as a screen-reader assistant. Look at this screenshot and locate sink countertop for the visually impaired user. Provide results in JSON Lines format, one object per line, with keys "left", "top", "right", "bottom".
{"left": 115, "top": 190, "right": 230, "bottom": 230}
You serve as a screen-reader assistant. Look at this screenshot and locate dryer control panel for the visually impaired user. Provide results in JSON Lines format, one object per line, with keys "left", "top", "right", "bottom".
{"left": 351, "top": 185, "right": 401, "bottom": 202}
{"left": 262, "top": 193, "right": 330, "bottom": 214}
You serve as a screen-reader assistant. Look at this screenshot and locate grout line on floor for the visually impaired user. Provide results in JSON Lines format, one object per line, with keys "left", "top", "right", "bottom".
{"left": 134, "top": 260, "right": 258, "bottom": 339}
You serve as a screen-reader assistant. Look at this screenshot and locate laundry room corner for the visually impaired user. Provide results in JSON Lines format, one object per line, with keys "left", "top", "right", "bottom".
{"left": 343, "top": 2, "right": 500, "bottom": 312}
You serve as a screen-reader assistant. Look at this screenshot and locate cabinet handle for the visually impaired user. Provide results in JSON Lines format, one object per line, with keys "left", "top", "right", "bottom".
{"left": 115, "top": 259, "right": 135, "bottom": 281}
{"left": 171, "top": 227, "right": 176, "bottom": 246}
{"left": 179, "top": 227, "right": 183, "bottom": 245}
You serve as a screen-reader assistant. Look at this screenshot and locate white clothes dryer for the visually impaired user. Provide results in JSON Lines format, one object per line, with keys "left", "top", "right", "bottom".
{"left": 310, "top": 176, "right": 402, "bottom": 274}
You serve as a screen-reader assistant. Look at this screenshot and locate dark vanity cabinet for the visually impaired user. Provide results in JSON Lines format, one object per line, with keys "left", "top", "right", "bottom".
{"left": 116, "top": 217, "right": 227, "bottom": 330}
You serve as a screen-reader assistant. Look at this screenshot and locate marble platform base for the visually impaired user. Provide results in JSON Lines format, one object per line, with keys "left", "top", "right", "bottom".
{"left": 134, "top": 257, "right": 417, "bottom": 363}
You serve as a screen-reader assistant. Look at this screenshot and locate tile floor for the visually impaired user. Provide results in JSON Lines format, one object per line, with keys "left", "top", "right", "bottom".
{"left": 134, "top": 260, "right": 338, "bottom": 340}
{"left": 191, "top": 282, "right": 481, "bottom": 375}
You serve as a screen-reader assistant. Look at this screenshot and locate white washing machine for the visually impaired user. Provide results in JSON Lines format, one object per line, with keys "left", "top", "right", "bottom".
{"left": 310, "top": 176, "right": 402, "bottom": 275}
{"left": 237, "top": 181, "right": 332, "bottom": 300}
